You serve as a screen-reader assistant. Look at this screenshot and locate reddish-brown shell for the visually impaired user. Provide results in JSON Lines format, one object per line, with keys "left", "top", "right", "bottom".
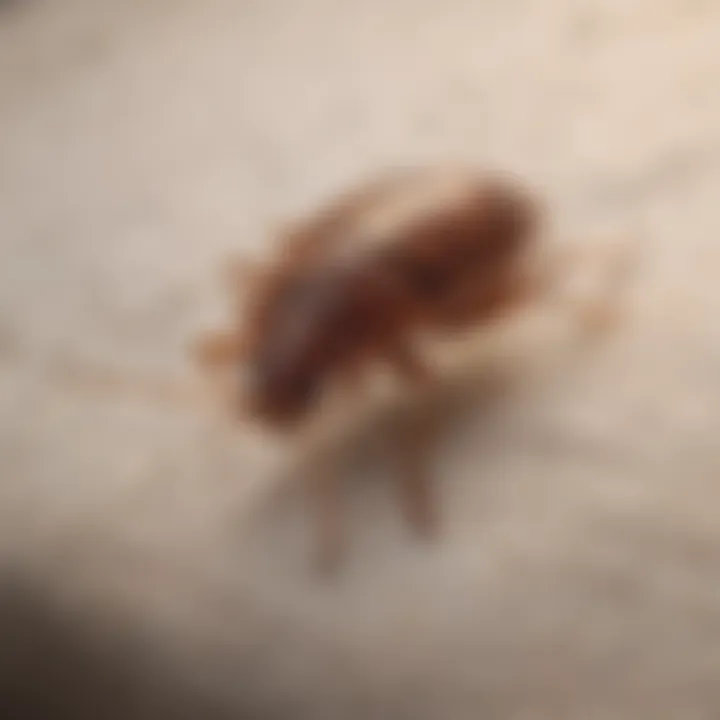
{"left": 238, "top": 168, "right": 542, "bottom": 426}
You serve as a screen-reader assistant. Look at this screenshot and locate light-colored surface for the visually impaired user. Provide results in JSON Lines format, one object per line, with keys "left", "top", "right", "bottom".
{"left": 2, "top": 0, "right": 720, "bottom": 717}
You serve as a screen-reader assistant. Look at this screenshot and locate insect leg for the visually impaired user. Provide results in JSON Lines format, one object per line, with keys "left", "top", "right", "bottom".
{"left": 383, "top": 339, "right": 441, "bottom": 539}
{"left": 391, "top": 402, "right": 440, "bottom": 540}
{"left": 386, "top": 340, "right": 434, "bottom": 385}
{"left": 306, "top": 453, "right": 345, "bottom": 577}
{"left": 544, "top": 237, "right": 642, "bottom": 337}
{"left": 192, "top": 330, "right": 242, "bottom": 371}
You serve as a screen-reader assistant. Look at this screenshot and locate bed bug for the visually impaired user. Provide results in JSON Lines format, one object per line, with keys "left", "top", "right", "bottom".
{"left": 195, "top": 167, "right": 629, "bottom": 574}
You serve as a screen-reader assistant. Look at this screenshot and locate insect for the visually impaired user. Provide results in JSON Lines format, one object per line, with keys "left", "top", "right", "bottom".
{"left": 195, "top": 166, "right": 629, "bottom": 574}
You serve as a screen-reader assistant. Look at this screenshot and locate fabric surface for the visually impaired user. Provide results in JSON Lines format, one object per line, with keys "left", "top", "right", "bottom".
{"left": 1, "top": 1, "right": 719, "bottom": 717}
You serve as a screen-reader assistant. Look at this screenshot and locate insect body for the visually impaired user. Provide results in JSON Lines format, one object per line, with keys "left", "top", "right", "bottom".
{"left": 232, "top": 169, "right": 542, "bottom": 427}
{"left": 195, "top": 167, "right": 626, "bottom": 575}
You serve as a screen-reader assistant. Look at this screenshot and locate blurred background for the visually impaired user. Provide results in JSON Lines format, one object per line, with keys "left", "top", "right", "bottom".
{"left": 2, "top": 0, "right": 720, "bottom": 717}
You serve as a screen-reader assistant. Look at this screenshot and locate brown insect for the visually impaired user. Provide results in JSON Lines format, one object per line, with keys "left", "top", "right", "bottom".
{"left": 195, "top": 167, "right": 627, "bottom": 574}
